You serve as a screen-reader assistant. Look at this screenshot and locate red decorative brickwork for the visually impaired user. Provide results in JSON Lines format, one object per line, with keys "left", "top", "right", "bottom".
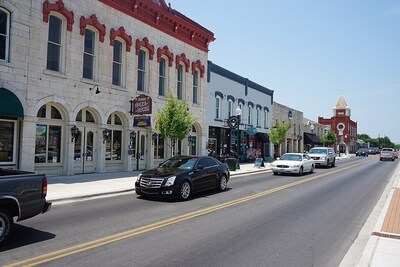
{"left": 110, "top": 26, "right": 133, "bottom": 52}
{"left": 157, "top": 45, "right": 174, "bottom": 67}
{"left": 176, "top": 53, "right": 190, "bottom": 72}
{"left": 135, "top": 37, "right": 155, "bottom": 60}
{"left": 191, "top": 60, "right": 205, "bottom": 78}
{"left": 80, "top": 15, "right": 106, "bottom": 43}
{"left": 43, "top": 0, "right": 74, "bottom": 31}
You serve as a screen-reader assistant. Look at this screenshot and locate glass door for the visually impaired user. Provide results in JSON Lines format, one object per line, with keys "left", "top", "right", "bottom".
{"left": 74, "top": 127, "right": 97, "bottom": 173}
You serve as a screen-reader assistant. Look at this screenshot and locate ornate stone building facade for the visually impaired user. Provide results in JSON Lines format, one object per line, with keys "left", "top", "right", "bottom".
{"left": 0, "top": 0, "right": 214, "bottom": 175}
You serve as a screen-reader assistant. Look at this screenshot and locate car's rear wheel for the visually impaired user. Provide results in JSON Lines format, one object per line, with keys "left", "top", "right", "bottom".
{"left": 331, "top": 159, "right": 335, "bottom": 167}
{"left": 0, "top": 208, "right": 13, "bottom": 246}
{"left": 178, "top": 181, "right": 191, "bottom": 201}
{"left": 273, "top": 172, "right": 279, "bottom": 175}
{"left": 217, "top": 175, "right": 228, "bottom": 192}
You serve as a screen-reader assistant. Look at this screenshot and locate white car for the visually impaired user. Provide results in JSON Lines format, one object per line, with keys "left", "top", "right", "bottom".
{"left": 271, "top": 153, "right": 315, "bottom": 176}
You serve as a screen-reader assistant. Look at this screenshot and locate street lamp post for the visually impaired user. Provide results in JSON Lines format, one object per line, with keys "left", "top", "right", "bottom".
{"left": 235, "top": 106, "right": 242, "bottom": 169}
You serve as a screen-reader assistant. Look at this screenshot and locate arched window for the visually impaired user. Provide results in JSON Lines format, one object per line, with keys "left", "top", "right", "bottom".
{"left": 177, "top": 64, "right": 184, "bottom": 99}
{"left": 112, "top": 40, "right": 124, "bottom": 86}
{"left": 105, "top": 113, "right": 123, "bottom": 161}
{"left": 159, "top": 57, "right": 167, "bottom": 96}
{"left": 35, "top": 104, "right": 63, "bottom": 164}
{"left": 215, "top": 95, "right": 222, "bottom": 119}
{"left": 137, "top": 49, "right": 147, "bottom": 92}
{"left": 192, "top": 70, "right": 199, "bottom": 104}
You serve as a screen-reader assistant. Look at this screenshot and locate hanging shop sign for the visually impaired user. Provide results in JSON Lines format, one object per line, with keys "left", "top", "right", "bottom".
{"left": 130, "top": 95, "right": 152, "bottom": 115}
{"left": 246, "top": 127, "right": 258, "bottom": 136}
{"left": 133, "top": 116, "right": 151, "bottom": 127}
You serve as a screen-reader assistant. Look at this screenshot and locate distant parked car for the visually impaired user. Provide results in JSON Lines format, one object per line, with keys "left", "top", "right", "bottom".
{"left": 308, "top": 147, "right": 336, "bottom": 167}
{"left": 380, "top": 148, "right": 396, "bottom": 161}
{"left": 271, "top": 153, "right": 315, "bottom": 176}
{"left": 135, "top": 155, "right": 230, "bottom": 200}
{"left": 356, "top": 148, "right": 369, "bottom": 157}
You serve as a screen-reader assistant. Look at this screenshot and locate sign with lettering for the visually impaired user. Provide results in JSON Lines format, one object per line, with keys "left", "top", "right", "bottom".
{"left": 130, "top": 95, "right": 152, "bottom": 115}
{"left": 133, "top": 116, "right": 151, "bottom": 127}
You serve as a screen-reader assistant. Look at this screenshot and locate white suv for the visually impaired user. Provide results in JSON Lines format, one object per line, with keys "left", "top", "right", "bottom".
{"left": 308, "top": 147, "right": 336, "bottom": 167}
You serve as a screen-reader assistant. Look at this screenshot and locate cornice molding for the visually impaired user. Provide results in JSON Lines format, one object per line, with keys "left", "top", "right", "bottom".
{"left": 42, "top": 0, "right": 74, "bottom": 31}
{"left": 80, "top": 14, "right": 106, "bottom": 43}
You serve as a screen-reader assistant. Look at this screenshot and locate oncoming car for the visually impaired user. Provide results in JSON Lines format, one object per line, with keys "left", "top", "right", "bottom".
{"left": 271, "top": 153, "right": 315, "bottom": 176}
{"left": 135, "top": 155, "right": 230, "bottom": 200}
{"left": 308, "top": 147, "right": 336, "bottom": 167}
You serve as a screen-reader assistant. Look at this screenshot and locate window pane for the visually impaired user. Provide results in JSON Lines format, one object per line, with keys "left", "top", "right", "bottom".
{"left": 158, "top": 136, "right": 164, "bottom": 159}
{"left": 138, "top": 50, "right": 146, "bottom": 70}
{"left": 35, "top": 124, "right": 47, "bottom": 163}
{"left": 112, "top": 63, "right": 121, "bottom": 86}
{"left": 137, "top": 71, "right": 144, "bottom": 91}
{"left": 84, "top": 29, "right": 94, "bottom": 54}
{"left": 48, "top": 16, "right": 61, "bottom": 44}
{"left": 113, "top": 130, "right": 122, "bottom": 160}
{"left": 0, "top": 10, "right": 7, "bottom": 34}
{"left": 83, "top": 54, "right": 94, "bottom": 79}
{"left": 113, "top": 41, "right": 122, "bottom": 62}
{"left": 48, "top": 126, "right": 61, "bottom": 163}
{"left": 0, "top": 35, "right": 5, "bottom": 60}
{"left": 51, "top": 106, "right": 62, "bottom": 119}
{"left": 47, "top": 43, "right": 60, "bottom": 71}
{"left": 37, "top": 105, "right": 46, "bottom": 118}
{"left": 0, "top": 121, "right": 14, "bottom": 163}
{"left": 86, "top": 110, "right": 95, "bottom": 123}
{"left": 159, "top": 76, "right": 165, "bottom": 96}
{"left": 114, "top": 114, "right": 122, "bottom": 125}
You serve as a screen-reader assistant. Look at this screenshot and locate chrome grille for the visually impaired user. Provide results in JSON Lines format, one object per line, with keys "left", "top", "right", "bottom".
{"left": 311, "top": 157, "right": 320, "bottom": 160}
{"left": 140, "top": 177, "right": 164, "bottom": 188}
{"left": 276, "top": 165, "right": 289, "bottom": 168}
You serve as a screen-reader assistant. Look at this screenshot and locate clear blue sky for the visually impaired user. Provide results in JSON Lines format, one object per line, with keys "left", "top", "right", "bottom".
{"left": 171, "top": 0, "right": 400, "bottom": 143}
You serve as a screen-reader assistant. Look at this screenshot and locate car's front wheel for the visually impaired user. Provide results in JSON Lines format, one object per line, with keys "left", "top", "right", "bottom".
{"left": 0, "top": 208, "right": 13, "bottom": 245}
{"left": 178, "top": 181, "right": 191, "bottom": 201}
{"left": 298, "top": 166, "right": 303, "bottom": 176}
{"left": 309, "top": 164, "right": 315, "bottom": 174}
{"left": 217, "top": 175, "right": 228, "bottom": 192}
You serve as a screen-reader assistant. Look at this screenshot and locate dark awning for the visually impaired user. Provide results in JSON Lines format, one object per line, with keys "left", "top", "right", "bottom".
{"left": 304, "top": 132, "right": 322, "bottom": 145}
{"left": 256, "top": 132, "right": 269, "bottom": 143}
{"left": 0, "top": 88, "right": 24, "bottom": 119}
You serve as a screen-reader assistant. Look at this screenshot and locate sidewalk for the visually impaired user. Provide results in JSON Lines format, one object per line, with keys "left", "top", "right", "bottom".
{"left": 46, "top": 162, "right": 271, "bottom": 204}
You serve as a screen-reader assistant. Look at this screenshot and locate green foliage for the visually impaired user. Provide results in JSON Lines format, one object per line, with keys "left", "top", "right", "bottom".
{"left": 270, "top": 120, "right": 292, "bottom": 145}
{"left": 321, "top": 130, "right": 337, "bottom": 147}
{"left": 357, "top": 133, "right": 396, "bottom": 148}
{"left": 155, "top": 92, "right": 195, "bottom": 142}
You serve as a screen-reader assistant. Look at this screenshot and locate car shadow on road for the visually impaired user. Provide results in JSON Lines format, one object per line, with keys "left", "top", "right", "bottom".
{"left": 136, "top": 188, "right": 233, "bottom": 202}
{"left": 0, "top": 224, "right": 56, "bottom": 252}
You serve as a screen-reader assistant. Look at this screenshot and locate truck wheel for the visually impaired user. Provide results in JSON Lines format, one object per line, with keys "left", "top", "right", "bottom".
{"left": 0, "top": 208, "right": 14, "bottom": 245}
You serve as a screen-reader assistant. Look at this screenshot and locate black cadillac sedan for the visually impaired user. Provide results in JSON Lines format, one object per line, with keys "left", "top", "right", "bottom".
{"left": 135, "top": 155, "right": 230, "bottom": 200}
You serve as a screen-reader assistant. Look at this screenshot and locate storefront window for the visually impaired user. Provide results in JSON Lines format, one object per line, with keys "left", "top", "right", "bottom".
{"left": 35, "top": 124, "right": 61, "bottom": 163}
{"left": 106, "top": 113, "right": 123, "bottom": 161}
{"left": 153, "top": 134, "right": 165, "bottom": 159}
{"left": 0, "top": 120, "right": 15, "bottom": 164}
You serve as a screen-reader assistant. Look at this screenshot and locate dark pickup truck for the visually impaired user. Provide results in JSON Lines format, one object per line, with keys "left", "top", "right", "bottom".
{"left": 0, "top": 168, "right": 52, "bottom": 245}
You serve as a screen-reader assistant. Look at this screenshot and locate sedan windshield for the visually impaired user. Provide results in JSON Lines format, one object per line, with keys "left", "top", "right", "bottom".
{"left": 309, "top": 149, "right": 327, "bottom": 154}
{"left": 159, "top": 157, "right": 198, "bottom": 170}
{"left": 280, "top": 154, "right": 302, "bottom": 161}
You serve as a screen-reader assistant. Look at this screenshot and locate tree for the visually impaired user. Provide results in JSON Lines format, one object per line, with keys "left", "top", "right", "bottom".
{"left": 155, "top": 92, "right": 195, "bottom": 156}
{"left": 321, "top": 130, "right": 337, "bottom": 147}
{"left": 269, "top": 120, "right": 291, "bottom": 158}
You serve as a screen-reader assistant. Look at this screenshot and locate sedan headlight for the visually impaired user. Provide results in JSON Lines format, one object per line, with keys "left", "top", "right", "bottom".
{"left": 136, "top": 173, "right": 142, "bottom": 183}
{"left": 320, "top": 156, "right": 326, "bottom": 160}
{"left": 164, "top": 176, "right": 176, "bottom": 187}
{"left": 292, "top": 164, "right": 301, "bottom": 167}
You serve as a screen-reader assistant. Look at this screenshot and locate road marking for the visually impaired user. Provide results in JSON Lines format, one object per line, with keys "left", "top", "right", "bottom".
{"left": 4, "top": 160, "right": 370, "bottom": 267}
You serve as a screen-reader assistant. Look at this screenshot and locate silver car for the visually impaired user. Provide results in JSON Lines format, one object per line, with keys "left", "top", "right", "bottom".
{"left": 380, "top": 148, "right": 396, "bottom": 161}
{"left": 308, "top": 147, "right": 336, "bottom": 167}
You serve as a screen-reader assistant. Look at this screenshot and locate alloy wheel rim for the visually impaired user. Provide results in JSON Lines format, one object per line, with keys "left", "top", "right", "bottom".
{"left": 181, "top": 182, "right": 190, "bottom": 199}
{"left": 220, "top": 177, "right": 227, "bottom": 190}
{"left": 0, "top": 217, "right": 5, "bottom": 236}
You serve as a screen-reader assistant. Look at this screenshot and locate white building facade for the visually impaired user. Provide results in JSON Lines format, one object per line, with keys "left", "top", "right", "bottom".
{"left": 0, "top": 0, "right": 214, "bottom": 175}
{"left": 207, "top": 61, "right": 274, "bottom": 162}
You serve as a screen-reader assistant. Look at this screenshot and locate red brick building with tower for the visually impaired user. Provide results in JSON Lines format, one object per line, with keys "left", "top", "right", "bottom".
{"left": 318, "top": 96, "right": 357, "bottom": 154}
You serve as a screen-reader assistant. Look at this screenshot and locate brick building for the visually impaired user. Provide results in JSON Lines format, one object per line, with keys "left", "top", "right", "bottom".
{"left": 318, "top": 96, "right": 357, "bottom": 153}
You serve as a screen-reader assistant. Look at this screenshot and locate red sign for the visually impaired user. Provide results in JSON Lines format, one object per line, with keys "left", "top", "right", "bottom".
{"left": 130, "top": 95, "right": 152, "bottom": 115}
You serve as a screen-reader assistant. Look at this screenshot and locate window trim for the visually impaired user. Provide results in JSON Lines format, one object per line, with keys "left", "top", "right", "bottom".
{"left": 82, "top": 28, "right": 97, "bottom": 80}
{"left": 215, "top": 95, "right": 222, "bottom": 120}
{"left": 112, "top": 39, "right": 125, "bottom": 87}
{"left": 46, "top": 14, "right": 67, "bottom": 73}
{"left": 158, "top": 56, "right": 168, "bottom": 96}
{"left": 0, "top": 7, "right": 10, "bottom": 62}
{"left": 192, "top": 69, "right": 200, "bottom": 104}
{"left": 177, "top": 64, "right": 185, "bottom": 100}
{"left": 137, "top": 49, "right": 148, "bottom": 92}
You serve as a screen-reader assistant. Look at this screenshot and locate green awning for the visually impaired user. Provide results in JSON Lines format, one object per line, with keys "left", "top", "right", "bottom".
{"left": 0, "top": 88, "right": 24, "bottom": 118}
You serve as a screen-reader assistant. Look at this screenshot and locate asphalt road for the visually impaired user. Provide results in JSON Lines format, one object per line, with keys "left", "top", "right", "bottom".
{"left": 1, "top": 155, "right": 398, "bottom": 267}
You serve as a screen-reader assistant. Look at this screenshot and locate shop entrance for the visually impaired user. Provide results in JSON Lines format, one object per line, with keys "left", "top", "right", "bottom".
{"left": 74, "top": 126, "right": 97, "bottom": 173}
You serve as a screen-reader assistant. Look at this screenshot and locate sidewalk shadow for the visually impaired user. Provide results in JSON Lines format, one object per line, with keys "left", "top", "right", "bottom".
{"left": 0, "top": 224, "right": 56, "bottom": 252}
{"left": 47, "top": 171, "right": 142, "bottom": 184}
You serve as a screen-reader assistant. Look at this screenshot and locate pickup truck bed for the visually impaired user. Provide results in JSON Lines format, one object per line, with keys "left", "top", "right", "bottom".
{"left": 0, "top": 168, "right": 52, "bottom": 245}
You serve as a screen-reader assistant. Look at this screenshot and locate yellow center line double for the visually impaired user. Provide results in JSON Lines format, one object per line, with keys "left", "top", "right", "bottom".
{"left": 5, "top": 160, "right": 369, "bottom": 267}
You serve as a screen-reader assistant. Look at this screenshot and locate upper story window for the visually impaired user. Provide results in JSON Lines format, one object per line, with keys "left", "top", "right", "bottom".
{"left": 83, "top": 29, "right": 96, "bottom": 80}
{"left": 192, "top": 70, "right": 199, "bottom": 104}
{"left": 248, "top": 105, "right": 253, "bottom": 125}
{"left": 177, "top": 64, "right": 184, "bottom": 100}
{"left": 0, "top": 7, "right": 10, "bottom": 62}
{"left": 215, "top": 96, "right": 221, "bottom": 119}
{"left": 264, "top": 110, "right": 268, "bottom": 128}
{"left": 256, "top": 108, "right": 261, "bottom": 127}
{"left": 112, "top": 40, "right": 123, "bottom": 86}
{"left": 159, "top": 57, "right": 167, "bottom": 96}
{"left": 47, "top": 15, "right": 65, "bottom": 72}
{"left": 228, "top": 100, "right": 233, "bottom": 118}
{"left": 137, "top": 49, "right": 147, "bottom": 92}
